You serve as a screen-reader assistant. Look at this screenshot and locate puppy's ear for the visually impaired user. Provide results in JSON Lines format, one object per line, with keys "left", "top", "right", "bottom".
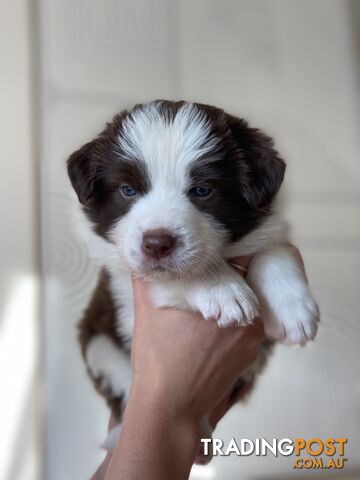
{"left": 67, "top": 141, "right": 97, "bottom": 204}
{"left": 227, "top": 115, "right": 286, "bottom": 209}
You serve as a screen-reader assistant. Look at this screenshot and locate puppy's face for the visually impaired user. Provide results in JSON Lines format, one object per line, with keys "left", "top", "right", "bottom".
{"left": 68, "top": 101, "right": 285, "bottom": 278}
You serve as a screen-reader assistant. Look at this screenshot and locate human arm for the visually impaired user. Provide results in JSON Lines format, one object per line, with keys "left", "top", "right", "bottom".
{"left": 94, "top": 247, "right": 308, "bottom": 479}
{"left": 104, "top": 271, "right": 264, "bottom": 480}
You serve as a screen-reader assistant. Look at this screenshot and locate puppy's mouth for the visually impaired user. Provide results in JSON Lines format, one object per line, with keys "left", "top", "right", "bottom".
{"left": 123, "top": 229, "right": 224, "bottom": 280}
{"left": 126, "top": 230, "right": 193, "bottom": 278}
{"left": 128, "top": 247, "right": 222, "bottom": 281}
{"left": 135, "top": 256, "right": 191, "bottom": 279}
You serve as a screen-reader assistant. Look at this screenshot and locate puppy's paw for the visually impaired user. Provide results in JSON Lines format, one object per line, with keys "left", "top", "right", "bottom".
{"left": 265, "top": 288, "right": 319, "bottom": 345}
{"left": 151, "top": 275, "right": 258, "bottom": 327}
{"left": 189, "top": 280, "right": 259, "bottom": 327}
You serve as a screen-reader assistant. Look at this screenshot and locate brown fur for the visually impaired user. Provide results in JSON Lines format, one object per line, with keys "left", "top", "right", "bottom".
{"left": 78, "top": 269, "right": 129, "bottom": 419}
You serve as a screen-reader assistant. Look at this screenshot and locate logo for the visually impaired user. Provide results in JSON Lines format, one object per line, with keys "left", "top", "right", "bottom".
{"left": 293, "top": 438, "right": 347, "bottom": 470}
{"left": 200, "top": 437, "right": 348, "bottom": 470}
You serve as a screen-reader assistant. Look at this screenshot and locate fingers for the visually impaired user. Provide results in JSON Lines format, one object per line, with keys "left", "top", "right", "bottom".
{"left": 236, "top": 316, "right": 265, "bottom": 346}
{"left": 230, "top": 244, "right": 306, "bottom": 280}
{"left": 208, "top": 385, "right": 235, "bottom": 428}
{"left": 208, "top": 380, "right": 254, "bottom": 429}
{"left": 228, "top": 254, "right": 253, "bottom": 275}
{"left": 132, "top": 277, "right": 159, "bottom": 320}
{"left": 250, "top": 316, "right": 265, "bottom": 342}
{"left": 131, "top": 277, "right": 149, "bottom": 303}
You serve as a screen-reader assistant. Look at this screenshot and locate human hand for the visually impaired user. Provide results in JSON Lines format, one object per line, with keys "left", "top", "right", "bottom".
{"left": 91, "top": 255, "right": 263, "bottom": 479}
{"left": 129, "top": 258, "right": 264, "bottom": 431}
{"left": 92, "top": 247, "right": 307, "bottom": 479}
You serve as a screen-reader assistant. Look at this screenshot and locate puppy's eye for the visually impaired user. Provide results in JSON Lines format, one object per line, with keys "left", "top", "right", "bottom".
{"left": 120, "top": 185, "right": 137, "bottom": 197}
{"left": 189, "top": 186, "right": 213, "bottom": 198}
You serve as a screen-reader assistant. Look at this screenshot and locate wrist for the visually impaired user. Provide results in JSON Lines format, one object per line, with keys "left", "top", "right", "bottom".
{"left": 131, "top": 375, "right": 202, "bottom": 422}
{"left": 105, "top": 383, "right": 200, "bottom": 480}
{"left": 127, "top": 381, "right": 200, "bottom": 449}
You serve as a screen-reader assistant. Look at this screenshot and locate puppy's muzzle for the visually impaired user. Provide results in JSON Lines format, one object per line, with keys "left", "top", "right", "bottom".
{"left": 141, "top": 228, "right": 176, "bottom": 259}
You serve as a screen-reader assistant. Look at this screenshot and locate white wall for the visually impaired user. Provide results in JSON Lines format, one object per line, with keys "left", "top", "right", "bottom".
{"left": 0, "top": 1, "right": 40, "bottom": 480}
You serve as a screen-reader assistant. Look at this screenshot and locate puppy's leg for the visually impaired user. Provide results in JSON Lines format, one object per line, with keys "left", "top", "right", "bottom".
{"left": 101, "top": 424, "right": 121, "bottom": 451}
{"left": 247, "top": 246, "right": 319, "bottom": 345}
{"left": 86, "top": 334, "right": 132, "bottom": 401}
{"left": 151, "top": 263, "right": 259, "bottom": 327}
{"left": 85, "top": 334, "right": 132, "bottom": 449}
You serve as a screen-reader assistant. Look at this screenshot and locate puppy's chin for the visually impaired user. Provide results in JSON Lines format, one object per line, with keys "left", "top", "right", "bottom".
{"left": 126, "top": 257, "right": 220, "bottom": 282}
{"left": 131, "top": 268, "right": 181, "bottom": 282}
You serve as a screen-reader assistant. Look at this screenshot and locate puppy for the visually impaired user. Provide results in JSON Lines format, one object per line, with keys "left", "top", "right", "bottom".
{"left": 67, "top": 100, "right": 319, "bottom": 459}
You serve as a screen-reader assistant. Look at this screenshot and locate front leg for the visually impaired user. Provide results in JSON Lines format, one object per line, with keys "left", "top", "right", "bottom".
{"left": 151, "top": 263, "right": 259, "bottom": 327}
{"left": 247, "top": 245, "right": 320, "bottom": 345}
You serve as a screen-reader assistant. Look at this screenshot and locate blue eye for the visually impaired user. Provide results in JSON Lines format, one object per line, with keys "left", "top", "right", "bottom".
{"left": 120, "top": 185, "right": 137, "bottom": 197}
{"left": 190, "top": 186, "right": 213, "bottom": 198}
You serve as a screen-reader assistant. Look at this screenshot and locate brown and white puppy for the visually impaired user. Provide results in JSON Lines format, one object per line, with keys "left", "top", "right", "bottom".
{"left": 67, "top": 100, "right": 319, "bottom": 456}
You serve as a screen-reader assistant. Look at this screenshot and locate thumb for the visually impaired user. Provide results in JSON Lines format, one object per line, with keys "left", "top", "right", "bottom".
{"left": 131, "top": 276, "right": 147, "bottom": 302}
{"left": 131, "top": 276, "right": 155, "bottom": 318}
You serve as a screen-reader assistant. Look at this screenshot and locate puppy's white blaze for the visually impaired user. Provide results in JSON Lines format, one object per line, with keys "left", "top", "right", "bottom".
{"left": 118, "top": 102, "right": 218, "bottom": 189}
{"left": 109, "top": 187, "right": 226, "bottom": 277}
{"left": 113, "top": 101, "right": 226, "bottom": 274}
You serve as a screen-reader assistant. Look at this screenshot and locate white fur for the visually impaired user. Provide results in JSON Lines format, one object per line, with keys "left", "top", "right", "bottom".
{"left": 107, "top": 268, "right": 134, "bottom": 345}
{"left": 118, "top": 102, "right": 219, "bottom": 181}
{"left": 151, "top": 262, "right": 259, "bottom": 327}
{"left": 86, "top": 334, "right": 131, "bottom": 398}
{"left": 224, "top": 214, "right": 289, "bottom": 257}
{"left": 109, "top": 103, "right": 227, "bottom": 278}
{"left": 109, "top": 190, "right": 227, "bottom": 279}
{"left": 247, "top": 246, "right": 319, "bottom": 345}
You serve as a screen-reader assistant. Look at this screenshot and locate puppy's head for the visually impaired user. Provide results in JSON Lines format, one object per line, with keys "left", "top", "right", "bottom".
{"left": 68, "top": 100, "right": 285, "bottom": 279}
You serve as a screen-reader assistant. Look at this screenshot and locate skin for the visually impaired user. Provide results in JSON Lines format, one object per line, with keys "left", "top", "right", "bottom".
{"left": 91, "top": 247, "right": 305, "bottom": 480}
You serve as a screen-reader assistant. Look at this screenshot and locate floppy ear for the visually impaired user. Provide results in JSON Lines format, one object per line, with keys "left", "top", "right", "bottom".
{"left": 67, "top": 141, "right": 97, "bottom": 204}
{"left": 227, "top": 115, "right": 286, "bottom": 209}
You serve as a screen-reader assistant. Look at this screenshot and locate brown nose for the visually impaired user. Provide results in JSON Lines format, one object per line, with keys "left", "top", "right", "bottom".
{"left": 141, "top": 229, "right": 176, "bottom": 259}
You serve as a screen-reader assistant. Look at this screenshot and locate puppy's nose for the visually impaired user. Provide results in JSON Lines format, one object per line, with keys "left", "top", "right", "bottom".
{"left": 141, "top": 229, "right": 176, "bottom": 259}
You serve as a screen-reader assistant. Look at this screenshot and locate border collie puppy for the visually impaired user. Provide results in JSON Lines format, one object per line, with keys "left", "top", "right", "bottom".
{"left": 67, "top": 100, "right": 319, "bottom": 455}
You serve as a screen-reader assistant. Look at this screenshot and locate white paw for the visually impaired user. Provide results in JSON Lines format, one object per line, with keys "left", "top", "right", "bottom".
{"left": 188, "top": 280, "right": 259, "bottom": 327}
{"left": 264, "top": 288, "right": 319, "bottom": 345}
